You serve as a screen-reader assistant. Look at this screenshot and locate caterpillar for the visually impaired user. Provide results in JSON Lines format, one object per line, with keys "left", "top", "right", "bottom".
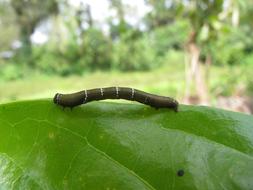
{"left": 54, "top": 87, "right": 179, "bottom": 112}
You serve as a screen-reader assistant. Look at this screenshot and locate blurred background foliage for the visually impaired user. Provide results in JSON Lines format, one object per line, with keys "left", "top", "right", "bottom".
{"left": 0, "top": 0, "right": 252, "bottom": 113}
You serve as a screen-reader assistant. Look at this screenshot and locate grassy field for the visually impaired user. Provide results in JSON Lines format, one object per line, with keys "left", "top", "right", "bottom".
{"left": 1, "top": 61, "right": 252, "bottom": 109}
{"left": 0, "top": 64, "right": 184, "bottom": 103}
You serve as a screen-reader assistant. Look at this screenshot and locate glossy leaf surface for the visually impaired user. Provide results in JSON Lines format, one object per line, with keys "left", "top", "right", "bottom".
{"left": 0, "top": 100, "right": 253, "bottom": 190}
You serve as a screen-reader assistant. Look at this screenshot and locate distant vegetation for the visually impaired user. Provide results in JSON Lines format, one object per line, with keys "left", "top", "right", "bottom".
{"left": 0, "top": 0, "right": 253, "bottom": 104}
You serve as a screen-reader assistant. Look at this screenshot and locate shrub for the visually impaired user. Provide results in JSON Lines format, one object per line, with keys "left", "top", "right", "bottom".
{"left": 79, "top": 28, "right": 113, "bottom": 71}
{"left": 0, "top": 63, "right": 24, "bottom": 81}
{"left": 112, "top": 32, "right": 157, "bottom": 71}
{"left": 149, "top": 20, "right": 190, "bottom": 56}
{"left": 209, "top": 26, "right": 253, "bottom": 66}
{"left": 33, "top": 44, "right": 73, "bottom": 76}
{"left": 33, "top": 28, "right": 113, "bottom": 75}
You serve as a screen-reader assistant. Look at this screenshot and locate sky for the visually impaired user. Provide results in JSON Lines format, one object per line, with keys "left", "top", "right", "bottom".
{"left": 31, "top": 0, "right": 150, "bottom": 44}
{"left": 68, "top": 0, "right": 150, "bottom": 24}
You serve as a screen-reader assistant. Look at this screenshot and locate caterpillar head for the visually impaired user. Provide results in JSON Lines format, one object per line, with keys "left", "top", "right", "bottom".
{"left": 53, "top": 93, "right": 60, "bottom": 104}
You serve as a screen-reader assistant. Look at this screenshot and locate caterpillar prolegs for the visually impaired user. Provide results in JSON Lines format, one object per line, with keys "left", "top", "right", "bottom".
{"left": 54, "top": 87, "right": 179, "bottom": 112}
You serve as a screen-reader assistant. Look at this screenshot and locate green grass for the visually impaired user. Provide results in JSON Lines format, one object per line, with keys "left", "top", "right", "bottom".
{"left": 0, "top": 64, "right": 185, "bottom": 103}
{"left": 0, "top": 63, "right": 252, "bottom": 106}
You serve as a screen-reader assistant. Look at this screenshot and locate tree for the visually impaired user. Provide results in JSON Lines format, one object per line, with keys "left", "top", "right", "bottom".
{"left": 76, "top": 2, "right": 93, "bottom": 37}
{"left": 181, "top": 0, "right": 225, "bottom": 104}
{"left": 144, "top": 0, "right": 182, "bottom": 29}
{"left": 144, "top": 0, "right": 225, "bottom": 104}
{"left": 0, "top": 1, "right": 18, "bottom": 53}
{"left": 108, "top": 0, "right": 129, "bottom": 39}
{"left": 10, "top": 0, "right": 58, "bottom": 65}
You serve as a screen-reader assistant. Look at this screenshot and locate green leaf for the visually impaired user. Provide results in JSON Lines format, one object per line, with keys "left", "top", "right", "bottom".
{"left": 0, "top": 100, "right": 253, "bottom": 190}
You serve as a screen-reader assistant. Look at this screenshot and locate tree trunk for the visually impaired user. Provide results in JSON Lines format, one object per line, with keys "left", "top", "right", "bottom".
{"left": 232, "top": 6, "right": 239, "bottom": 27}
{"left": 204, "top": 53, "right": 211, "bottom": 97}
{"left": 19, "top": 24, "right": 34, "bottom": 66}
{"left": 184, "top": 31, "right": 209, "bottom": 105}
